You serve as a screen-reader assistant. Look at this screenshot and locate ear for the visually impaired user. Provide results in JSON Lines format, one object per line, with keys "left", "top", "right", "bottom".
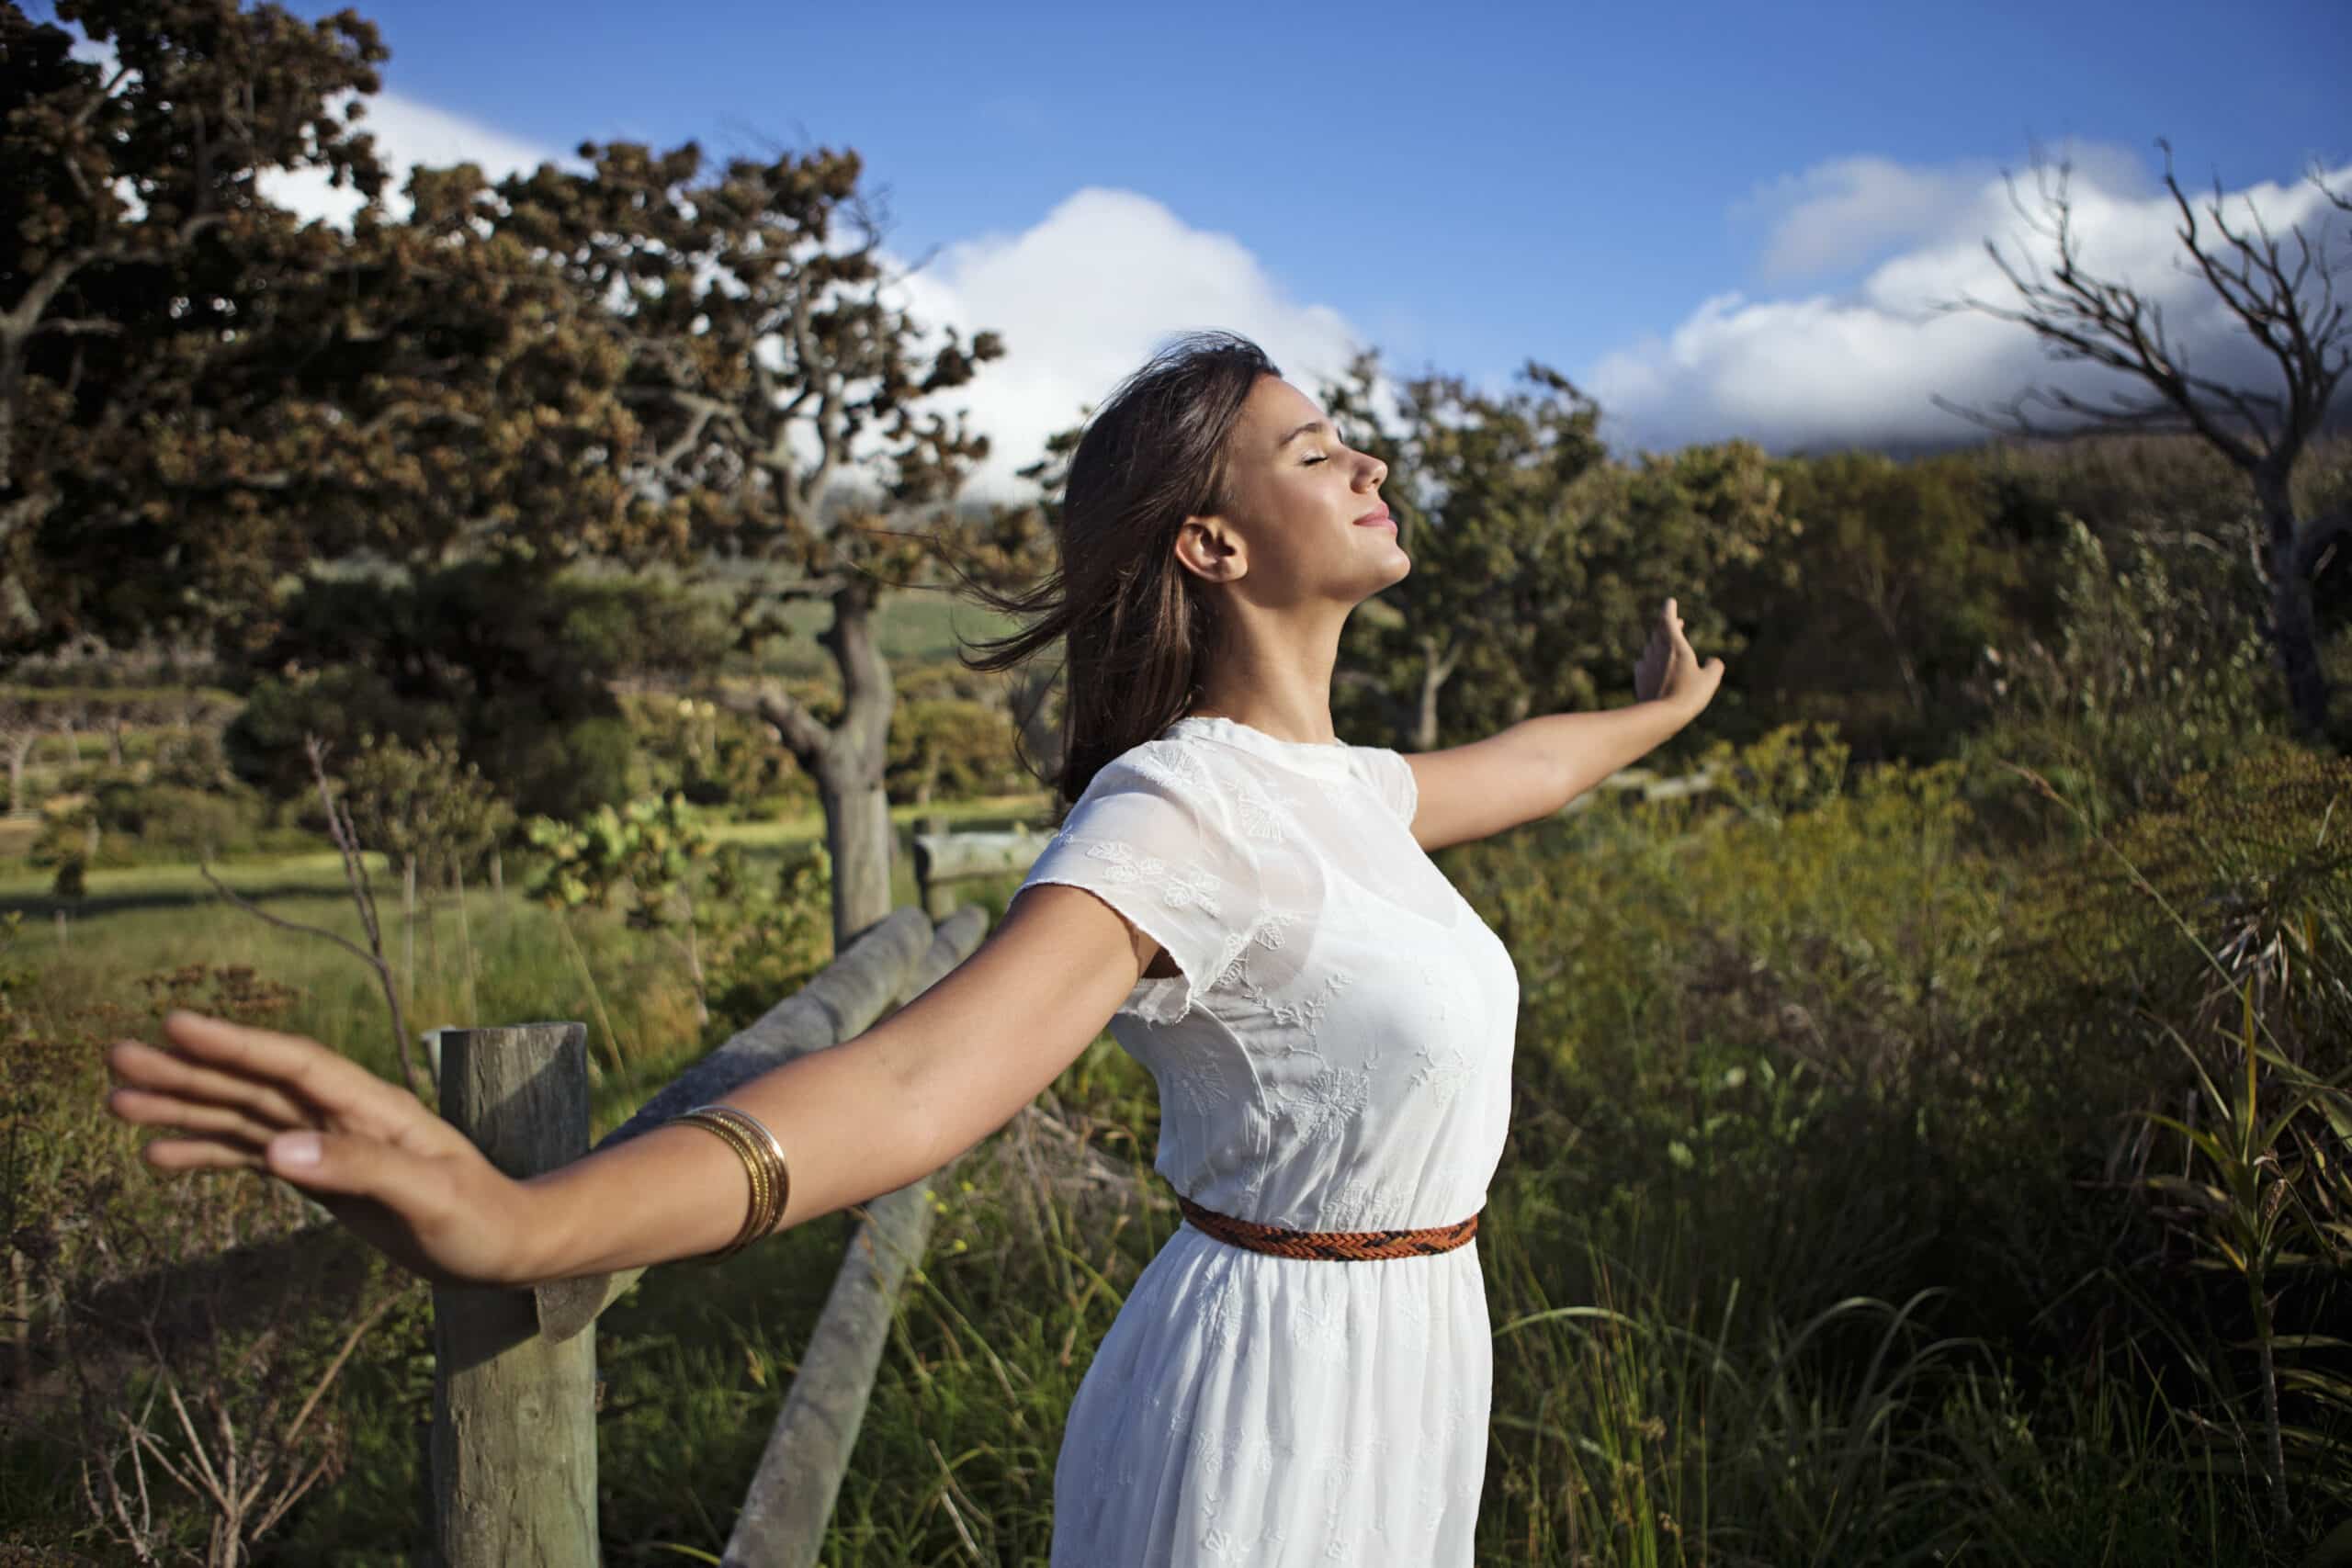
{"left": 1172, "top": 513, "right": 1247, "bottom": 583}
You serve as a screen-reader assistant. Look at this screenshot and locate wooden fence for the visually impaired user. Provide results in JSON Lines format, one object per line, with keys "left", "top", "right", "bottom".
{"left": 424, "top": 764, "right": 1719, "bottom": 1563}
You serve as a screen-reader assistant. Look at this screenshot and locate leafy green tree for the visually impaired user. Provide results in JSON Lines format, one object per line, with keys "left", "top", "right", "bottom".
{"left": 0, "top": 0, "right": 389, "bottom": 660}
{"left": 1324, "top": 356, "right": 1794, "bottom": 750}
{"left": 1748, "top": 452, "right": 2018, "bottom": 753}
{"left": 223, "top": 562, "right": 731, "bottom": 818}
{"left": 339, "top": 732, "right": 517, "bottom": 891}
{"left": 490, "top": 139, "right": 1035, "bottom": 942}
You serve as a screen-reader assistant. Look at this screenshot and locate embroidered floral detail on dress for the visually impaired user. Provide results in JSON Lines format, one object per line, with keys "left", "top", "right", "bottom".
{"left": 1283, "top": 1294, "right": 1353, "bottom": 1359}
{"left": 1316, "top": 1175, "right": 1387, "bottom": 1230}
{"left": 1064, "top": 836, "right": 1223, "bottom": 916}
{"left": 1410, "top": 1038, "right": 1474, "bottom": 1111}
{"left": 1130, "top": 739, "right": 1215, "bottom": 796}
{"left": 1270, "top": 1050, "right": 1383, "bottom": 1141}
{"left": 1162, "top": 1035, "right": 1230, "bottom": 1117}
{"left": 1198, "top": 1273, "right": 1245, "bottom": 1357}
{"left": 1260, "top": 966, "right": 1351, "bottom": 1043}
{"left": 1233, "top": 776, "right": 1302, "bottom": 843}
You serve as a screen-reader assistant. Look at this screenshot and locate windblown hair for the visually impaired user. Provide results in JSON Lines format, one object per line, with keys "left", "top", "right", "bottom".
{"left": 954, "top": 330, "right": 1279, "bottom": 809}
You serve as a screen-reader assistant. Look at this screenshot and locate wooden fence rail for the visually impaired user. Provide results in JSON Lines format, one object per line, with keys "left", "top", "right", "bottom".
{"left": 429, "top": 903, "right": 987, "bottom": 1567}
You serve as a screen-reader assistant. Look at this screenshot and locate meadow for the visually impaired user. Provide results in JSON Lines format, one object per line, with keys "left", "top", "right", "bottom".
{"left": 2, "top": 692, "right": 2346, "bottom": 1566}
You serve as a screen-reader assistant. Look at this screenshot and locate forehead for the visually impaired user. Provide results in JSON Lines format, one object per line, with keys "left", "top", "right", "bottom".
{"left": 1238, "top": 375, "right": 1328, "bottom": 446}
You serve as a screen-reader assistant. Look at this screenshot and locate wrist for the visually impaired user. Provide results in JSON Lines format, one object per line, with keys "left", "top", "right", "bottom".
{"left": 505, "top": 1168, "right": 574, "bottom": 1286}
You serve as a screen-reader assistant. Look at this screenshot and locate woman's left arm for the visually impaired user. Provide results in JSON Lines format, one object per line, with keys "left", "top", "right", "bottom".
{"left": 1400, "top": 596, "right": 1724, "bottom": 853}
{"left": 1400, "top": 696, "right": 1696, "bottom": 852}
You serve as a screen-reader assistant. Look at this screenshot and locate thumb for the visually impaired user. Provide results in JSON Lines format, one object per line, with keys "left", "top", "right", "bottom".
{"left": 267, "top": 1127, "right": 433, "bottom": 1205}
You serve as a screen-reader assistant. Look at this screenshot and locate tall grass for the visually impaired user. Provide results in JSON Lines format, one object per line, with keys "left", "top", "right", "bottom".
{"left": 6, "top": 723, "right": 2347, "bottom": 1563}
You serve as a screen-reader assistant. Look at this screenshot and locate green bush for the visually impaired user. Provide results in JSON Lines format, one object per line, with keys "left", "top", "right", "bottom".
{"left": 1958, "top": 515, "right": 2281, "bottom": 843}
{"left": 886, "top": 695, "right": 1024, "bottom": 805}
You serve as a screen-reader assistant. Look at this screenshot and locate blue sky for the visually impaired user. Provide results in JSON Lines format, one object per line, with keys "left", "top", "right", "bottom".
{"left": 47, "top": 0, "right": 2352, "bottom": 478}
{"left": 333, "top": 0, "right": 2346, "bottom": 372}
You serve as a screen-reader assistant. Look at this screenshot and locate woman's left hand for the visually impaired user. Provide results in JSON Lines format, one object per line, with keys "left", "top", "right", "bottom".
{"left": 1634, "top": 596, "right": 1725, "bottom": 716}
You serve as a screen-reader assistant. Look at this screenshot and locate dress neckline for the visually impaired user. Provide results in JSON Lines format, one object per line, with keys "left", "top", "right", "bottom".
{"left": 1166, "top": 715, "right": 1357, "bottom": 780}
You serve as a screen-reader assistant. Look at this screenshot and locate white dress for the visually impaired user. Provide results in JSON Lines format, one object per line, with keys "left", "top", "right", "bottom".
{"left": 1012, "top": 713, "right": 1521, "bottom": 1567}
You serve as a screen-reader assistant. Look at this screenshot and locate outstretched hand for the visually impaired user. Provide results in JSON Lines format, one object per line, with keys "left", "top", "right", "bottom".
{"left": 1634, "top": 596, "right": 1725, "bottom": 716}
{"left": 102, "top": 1011, "right": 536, "bottom": 1287}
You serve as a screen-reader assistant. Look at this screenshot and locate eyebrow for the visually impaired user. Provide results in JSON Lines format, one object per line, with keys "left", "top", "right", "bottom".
{"left": 1274, "top": 419, "right": 1329, "bottom": 452}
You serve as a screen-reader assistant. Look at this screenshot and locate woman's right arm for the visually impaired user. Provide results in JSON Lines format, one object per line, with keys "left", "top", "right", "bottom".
{"left": 102, "top": 880, "right": 1158, "bottom": 1288}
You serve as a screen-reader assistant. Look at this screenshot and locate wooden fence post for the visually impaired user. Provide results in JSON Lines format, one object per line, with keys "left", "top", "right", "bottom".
{"left": 429, "top": 1021, "right": 599, "bottom": 1568}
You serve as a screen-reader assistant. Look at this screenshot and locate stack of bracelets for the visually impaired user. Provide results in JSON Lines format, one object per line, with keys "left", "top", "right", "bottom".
{"left": 672, "top": 1102, "right": 793, "bottom": 1261}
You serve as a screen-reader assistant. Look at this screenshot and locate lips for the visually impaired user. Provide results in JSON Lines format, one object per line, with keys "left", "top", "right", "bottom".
{"left": 1353, "top": 509, "right": 1395, "bottom": 529}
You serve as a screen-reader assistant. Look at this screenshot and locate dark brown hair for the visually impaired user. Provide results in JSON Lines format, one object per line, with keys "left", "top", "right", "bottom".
{"left": 955, "top": 330, "right": 1280, "bottom": 809}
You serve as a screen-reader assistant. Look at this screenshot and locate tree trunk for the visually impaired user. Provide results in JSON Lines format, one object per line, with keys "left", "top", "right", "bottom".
{"left": 106, "top": 717, "right": 125, "bottom": 768}
{"left": 5, "top": 732, "right": 33, "bottom": 816}
{"left": 2254, "top": 468, "right": 2332, "bottom": 738}
{"left": 1413, "top": 637, "right": 1461, "bottom": 753}
{"left": 818, "top": 591, "right": 898, "bottom": 947}
{"left": 820, "top": 764, "right": 894, "bottom": 948}
{"left": 1009, "top": 663, "right": 1065, "bottom": 787}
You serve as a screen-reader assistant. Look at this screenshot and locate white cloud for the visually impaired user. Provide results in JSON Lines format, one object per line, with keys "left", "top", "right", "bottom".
{"left": 259, "top": 91, "right": 575, "bottom": 225}
{"left": 1590, "top": 147, "right": 2352, "bottom": 454}
{"left": 62, "top": 28, "right": 1378, "bottom": 497}
{"left": 262, "top": 90, "right": 1370, "bottom": 500}
{"left": 889, "top": 187, "right": 1371, "bottom": 496}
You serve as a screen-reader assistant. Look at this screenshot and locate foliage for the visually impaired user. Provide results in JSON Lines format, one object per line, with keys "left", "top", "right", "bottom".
{"left": 624, "top": 692, "right": 811, "bottom": 817}
{"left": 1747, "top": 451, "right": 2020, "bottom": 756}
{"left": 336, "top": 732, "right": 517, "bottom": 887}
{"left": 692, "top": 840, "right": 832, "bottom": 1047}
{"left": 1959, "top": 516, "right": 2279, "bottom": 834}
{"left": 885, "top": 695, "right": 1023, "bottom": 806}
{"left": 526, "top": 793, "right": 715, "bottom": 925}
{"left": 223, "top": 563, "right": 727, "bottom": 819}
{"left": 0, "top": 0, "right": 390, "bottom": 660}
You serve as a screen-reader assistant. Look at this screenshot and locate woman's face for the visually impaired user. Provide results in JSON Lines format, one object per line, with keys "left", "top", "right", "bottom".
{"left": 1178, "top": 374, "right": 1407, "bottom": 606}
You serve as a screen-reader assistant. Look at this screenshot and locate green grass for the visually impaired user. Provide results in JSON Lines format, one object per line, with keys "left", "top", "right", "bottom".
{"left": 6, "top": 725, "right": 2346, "bottom": 1565}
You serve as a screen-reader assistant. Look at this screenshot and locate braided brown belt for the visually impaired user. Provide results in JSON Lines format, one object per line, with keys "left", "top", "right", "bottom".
{"left": 1174, "top": 1189, "right": 1480, "bottom": 1261}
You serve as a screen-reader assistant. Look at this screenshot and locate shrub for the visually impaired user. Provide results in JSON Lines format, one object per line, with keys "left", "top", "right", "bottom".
{"left": 886, "top": 696, "right": 1024, "bottom": 805}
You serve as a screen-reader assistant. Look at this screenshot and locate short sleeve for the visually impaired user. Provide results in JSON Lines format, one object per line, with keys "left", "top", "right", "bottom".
{"left": 1349, "top": 745, "right": 1419, "bottom": 829}
{"left": 1013, "top": 748, "right": 1253, "bottom": 1026}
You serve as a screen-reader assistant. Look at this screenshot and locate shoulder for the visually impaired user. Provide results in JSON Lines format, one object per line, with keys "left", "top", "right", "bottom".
{"left": 1345, "top": 743, "right": 1419, "bottom": 827}
{"left": 1072, "top": 730, "right": 1229, "bottom": 808}
{"left": 1062, "top": 732, "right": 1231, "bottom": 829}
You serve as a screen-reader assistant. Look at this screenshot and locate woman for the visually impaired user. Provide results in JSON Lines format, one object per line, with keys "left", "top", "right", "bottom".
{"left": 100, "top": 330, "right": 1723, "bottom": 1564}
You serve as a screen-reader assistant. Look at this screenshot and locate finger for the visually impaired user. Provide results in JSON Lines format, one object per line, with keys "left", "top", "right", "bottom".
{"left": 141, "top": 1136, "right": 267, "bottom": 1173}
{"left": 161, "top": 1011, "right": 417, "bottom": 1126}
{"left": 107, "top": 1039, "right": 316, "bottom": 1131}
{"left": 107, "top": 1086, "right": 288, "bottom": 1149}
{"left": 1664, "top": 596, "right": 1677, "bottom": 619}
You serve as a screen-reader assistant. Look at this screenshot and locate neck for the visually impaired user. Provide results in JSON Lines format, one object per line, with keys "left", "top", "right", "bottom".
{"left": 1184, "top": 598, "right": 1351, "bottom": 746}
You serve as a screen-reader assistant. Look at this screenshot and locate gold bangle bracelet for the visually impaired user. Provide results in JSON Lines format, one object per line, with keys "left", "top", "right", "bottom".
{"left": 675, "top": 1112, "right": 766, "bottom": 1260}
{"left": 673, "top": 1103, "right": 793, "bottom": 1261}
{"left": 674, "top": 1108, "right": 777, "bottom": 1260}
{"left": 699, "top": 1103, "right": 791, "bottom": 1243}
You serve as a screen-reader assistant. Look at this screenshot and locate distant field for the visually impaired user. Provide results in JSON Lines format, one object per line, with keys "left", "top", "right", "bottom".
{"left": 763, "top": 589, "right": 1027, "bottom": 675}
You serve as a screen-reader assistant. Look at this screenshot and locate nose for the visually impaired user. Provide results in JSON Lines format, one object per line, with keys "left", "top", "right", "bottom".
{"left": 1358, "top": 454, "right": 1387, "bottom": 491}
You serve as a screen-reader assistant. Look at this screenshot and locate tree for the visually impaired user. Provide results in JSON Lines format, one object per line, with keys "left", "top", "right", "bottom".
{"left": 0, "top": 0, "right": 389, "bottom": 662}
{"left": 1941, "top": 142, "right": 2352, "bottom": 739}
{"left": 1323, "top": 356, "right": 1609, "bottom": 750}
{"left": 491, "top": 139, "right": 1023, "bottom": 942}
{"left": 1754, "top": 451, "right": 2018, "bottom": 750}
{"left": 1324, "top": 356, "right": 1794, "bottom": 750}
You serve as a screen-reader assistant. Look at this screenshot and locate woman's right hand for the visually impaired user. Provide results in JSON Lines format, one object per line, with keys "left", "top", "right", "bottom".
{"left": 103, "top": 1010, "right": 542, "bottom": 1288}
